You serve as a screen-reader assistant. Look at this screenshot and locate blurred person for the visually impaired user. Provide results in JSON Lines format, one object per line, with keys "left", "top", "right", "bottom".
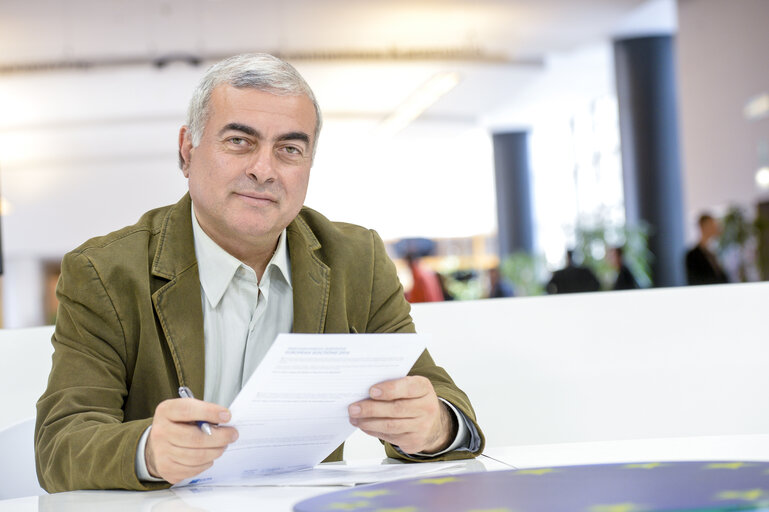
{"left": 607, "top": 246, "right": 639, "bottom": 290}
{"left": 35, "top": 53, "right": 483, "bottom": 492}
{"left": 546, "top": 250, "right": 600, "bottom": 294}
{"left": 685, "top": 213, "right": 728, "bottom": 286}
{"left": 404, "top": 253, "right": 445, "bottom": 303}
{"left": 436, "top": 271, "right": 455, "bottom": 301}
{"left": 487, "top": 266, "right": 515, "bottom": 298}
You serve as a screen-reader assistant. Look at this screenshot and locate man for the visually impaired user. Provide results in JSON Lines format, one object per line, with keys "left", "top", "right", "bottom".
{"left": 546, "top": 250, "right": 601, "bottom": 294}
{"left": 487, "top": 266, "right": 514, "bottom": 298}
{"left": 685, "top": 213, "right": 728, "bottom": 286}
{"left": 404, "top": 253, "right": 444, "bottom": 303}
{"left": 35, "top": 54, "right": 483, "bottom": 492}
{"left": 607, "top": 246, "right": 639, "bottom": 291}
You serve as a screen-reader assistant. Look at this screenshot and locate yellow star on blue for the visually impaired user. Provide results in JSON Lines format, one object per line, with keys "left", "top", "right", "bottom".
{"left": 705, "top": 462, "right": 753, "bottom": 470}
{"left": 352, "top": 490, "right": 392, "bottom": 498}
{"left": 515, "top": 468, "right": 557, "bottom": 476}
{"left": 416, "top": 476, "right": 458, "bottom": 485}
{"left": 624, "top": 463, "right": 666, "bottom": 470}
{"left": 327, "top": 501, "right": 371, "bottom": 510}
{"left": 589, "top": 503, "right": 647, "bottom": 512}
{"left": 716, "top": 489, "right": 766, "bottom": 501}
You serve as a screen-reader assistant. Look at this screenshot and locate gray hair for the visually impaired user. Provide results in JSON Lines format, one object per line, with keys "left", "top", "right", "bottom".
{"left": 185, "top": 53, "right": 322, "bottom": 157}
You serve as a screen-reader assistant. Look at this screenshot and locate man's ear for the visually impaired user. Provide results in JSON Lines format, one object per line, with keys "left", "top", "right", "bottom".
{"left": 178, "top": 126, "right": 193, "bottom": 176}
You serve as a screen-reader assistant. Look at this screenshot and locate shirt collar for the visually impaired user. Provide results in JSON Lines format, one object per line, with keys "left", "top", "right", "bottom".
{"left": 191, "top": 203, "right": 292, "bottom": 308}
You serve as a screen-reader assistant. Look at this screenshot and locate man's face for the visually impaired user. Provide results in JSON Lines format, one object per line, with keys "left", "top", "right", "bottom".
{"left": 180, "top": 85, "right": 316, "bottom": 255}
{"left": 607, "top": 248, "right": 620, "bottom": 268}
{"left": 702, "top": 218, "right": 721, "bottom": 240}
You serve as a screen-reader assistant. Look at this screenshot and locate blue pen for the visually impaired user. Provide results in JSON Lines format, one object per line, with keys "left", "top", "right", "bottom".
{"left": 178, "top": 386, "right": 213, "bottom": 435}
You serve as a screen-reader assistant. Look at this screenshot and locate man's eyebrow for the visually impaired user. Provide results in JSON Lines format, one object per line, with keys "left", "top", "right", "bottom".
{"left": 218, "top": 124, "right": 310, "bottom": 146}
{"left": 218, "top": 123, "right": 259, "bottom": 137}
{"left": 276, "top": 132, "right": 311, "bottom": 146}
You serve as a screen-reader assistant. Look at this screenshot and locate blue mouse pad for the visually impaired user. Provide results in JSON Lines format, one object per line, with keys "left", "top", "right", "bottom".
{"left": 294, "top": 460, "right": 769, "bottom": 512}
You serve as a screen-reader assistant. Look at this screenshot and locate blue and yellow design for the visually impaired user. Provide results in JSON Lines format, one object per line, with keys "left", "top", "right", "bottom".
{"left": 296, "top": 460, "right": 769, "bottom": 512}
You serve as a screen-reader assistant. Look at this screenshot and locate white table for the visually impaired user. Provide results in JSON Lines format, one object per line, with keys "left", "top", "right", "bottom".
{"left": 483, "top": 433, "right": 769, "bottom": 468}
{"left": 6, "top": 435, "right": 769, "bottom": 511}
{"left": 0, "top": 456, "right": 510, "bottom": 512}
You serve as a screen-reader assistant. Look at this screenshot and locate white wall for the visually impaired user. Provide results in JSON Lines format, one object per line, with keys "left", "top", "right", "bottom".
{"left": 677, "top": 0, "right": 769, "bottom": 238}
{"left": 411, "top": 282, "right": 769, "bottom": 448}
{"left": 0, "top": 66, "right": 202, "bottom": 260}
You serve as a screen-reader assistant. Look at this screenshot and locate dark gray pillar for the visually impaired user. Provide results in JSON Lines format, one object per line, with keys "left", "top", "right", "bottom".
{"left": 492, "top": 131, "right": 534, "bottom": 259}
{"left": 614, "top": 35, "right": 686, "bottom": 287}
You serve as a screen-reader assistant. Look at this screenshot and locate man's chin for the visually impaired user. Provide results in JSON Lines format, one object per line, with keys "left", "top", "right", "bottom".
{"left": 230, "top": 218, "right": 286, "bottom": 240}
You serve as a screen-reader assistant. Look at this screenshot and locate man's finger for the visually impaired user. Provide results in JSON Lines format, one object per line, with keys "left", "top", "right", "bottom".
{"left": 351, "top": 417, "right": 414, "bottom": 436}
{"left": 348, "top": 397, "right": 421, "bottom": 420}
{"left": 157, "top": 397, "right": 232, "bottom": 425}
{"left": 164, "top": 425, "right": 239, "bottom": 450}
{"left": 368, "top": 376, "right": 432, "bottom": 401}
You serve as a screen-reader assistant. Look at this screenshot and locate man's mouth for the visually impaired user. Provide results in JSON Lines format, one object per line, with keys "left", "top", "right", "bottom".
{"left": 235, "top": 192, "right": 277, "bottom": 204}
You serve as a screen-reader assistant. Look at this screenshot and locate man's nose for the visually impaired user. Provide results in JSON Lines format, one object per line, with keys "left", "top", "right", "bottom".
{"left": 246, "top": 146, "right": 277, "bottom": 183}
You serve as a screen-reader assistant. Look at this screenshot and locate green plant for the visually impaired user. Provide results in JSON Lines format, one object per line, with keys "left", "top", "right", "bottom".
{"left": 500, "top": 252, "right": 548, "bottom": 296}
{"left": 439, "top": 271, "right": 484, "bottom": 300}
{"left": 574, "top": 222, "right": 653, "bottom": 289}
{"left": 754, "top": 211, "right": 769, "bottom": 280}
{"left": 718, "top": 206, "right": 758, "bottom": 282}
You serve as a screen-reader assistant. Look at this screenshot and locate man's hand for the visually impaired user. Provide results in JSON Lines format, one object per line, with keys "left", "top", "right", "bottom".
{"left": 146, "top": 397, "right": 238, "bottom": 484}
{"left": 348, "top": 376, "right": 456, "bottom": 455}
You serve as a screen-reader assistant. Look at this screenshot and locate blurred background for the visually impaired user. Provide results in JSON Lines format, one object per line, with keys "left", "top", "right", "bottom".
{"left": 0, "top": 0, "right": 767, "bottom": 326}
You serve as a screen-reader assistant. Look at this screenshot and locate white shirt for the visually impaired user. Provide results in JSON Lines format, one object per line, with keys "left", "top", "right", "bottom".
{"left": 192, "top": 208, "right": 293, "bottom": 408}
{"left": 135, "top": 205, "right": 473, "bottom": 481}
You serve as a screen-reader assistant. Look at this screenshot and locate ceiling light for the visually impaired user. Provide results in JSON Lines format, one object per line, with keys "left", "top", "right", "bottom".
{"left": 379, "top": 71, "right": 461, "bottom": 136}
{"left": 755, "top": 167, "right": 769, "bottom": 189}
{"left": 744, "top": 93, "right": 769, "bottom": 121}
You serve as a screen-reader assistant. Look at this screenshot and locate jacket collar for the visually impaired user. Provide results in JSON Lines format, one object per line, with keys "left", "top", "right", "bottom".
{"left": 191, "top": 205, "right": 292, "bottom": 309}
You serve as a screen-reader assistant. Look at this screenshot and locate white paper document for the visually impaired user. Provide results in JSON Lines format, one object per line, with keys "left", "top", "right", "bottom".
{"left": 176, "top": 333, "right": 426, "bottom": 487}
{"left": 198, "top": 460, "right": 470, "bottom": 487}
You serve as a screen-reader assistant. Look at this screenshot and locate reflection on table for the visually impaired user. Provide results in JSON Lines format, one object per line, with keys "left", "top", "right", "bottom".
{"left": 1, "top": 456, "right": 502, "bottom": 512}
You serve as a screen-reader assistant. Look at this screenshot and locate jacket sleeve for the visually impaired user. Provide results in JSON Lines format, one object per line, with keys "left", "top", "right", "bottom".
{"left": 365, "top": 230, "right": 485, "bottom": 461}
{"left": 35, "top": 251, "right": 166, "bottom": 492}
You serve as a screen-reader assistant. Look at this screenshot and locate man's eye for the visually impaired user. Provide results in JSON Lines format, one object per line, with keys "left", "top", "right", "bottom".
{"left": 224, "top": 137, "right": 253, "bottom": 152}
{"left": 281, "top": 145, "right": 305, "bottom": 157}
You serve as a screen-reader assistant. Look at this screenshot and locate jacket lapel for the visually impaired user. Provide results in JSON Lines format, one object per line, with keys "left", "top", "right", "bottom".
{"left": 151, "top": 194, "right": 206, "bottom": 397}
{"left": 288, "top": 212, "right": 330, "bottom": 333}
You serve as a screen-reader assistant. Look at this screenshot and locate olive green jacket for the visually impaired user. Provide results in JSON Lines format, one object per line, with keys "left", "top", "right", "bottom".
{"left": 35, "top": 194, "right": 483, "bottom": 492}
